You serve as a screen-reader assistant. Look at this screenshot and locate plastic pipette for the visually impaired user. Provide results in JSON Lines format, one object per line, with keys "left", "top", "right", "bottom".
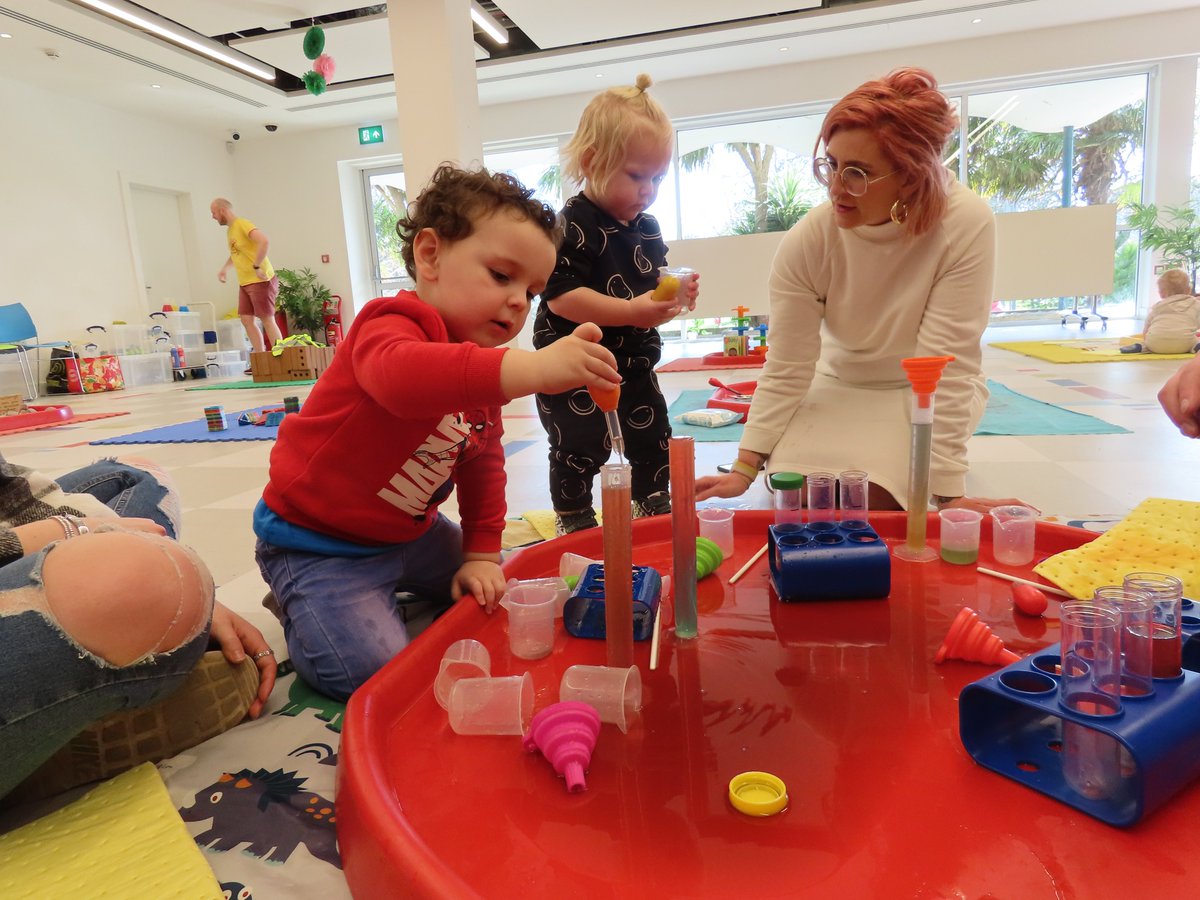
{"left": 893, "top": 356, "right": 954, "bottom": 563}
{"left": 588, "top": 383, "right": 624, "bottom": 462}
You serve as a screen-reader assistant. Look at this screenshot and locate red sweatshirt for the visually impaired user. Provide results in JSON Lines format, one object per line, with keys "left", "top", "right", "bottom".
{"left": 261, "top": 291, "right": 510, "bottom": 554}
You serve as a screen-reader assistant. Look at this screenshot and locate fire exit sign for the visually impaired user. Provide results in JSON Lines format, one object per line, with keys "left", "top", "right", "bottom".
{"left": 358, "top": 125, "right": 384, "bottom": 145}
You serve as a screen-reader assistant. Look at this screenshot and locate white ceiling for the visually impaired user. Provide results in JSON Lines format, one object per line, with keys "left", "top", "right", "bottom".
{"left": 0, "top": 0, "right": 1195, "bottom": 138}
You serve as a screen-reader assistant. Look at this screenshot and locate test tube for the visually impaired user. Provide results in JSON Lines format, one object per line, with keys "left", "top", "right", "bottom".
{"left": 669, "top": 437, "right": 698, "bottom": 640}
{"left": 838, "top": 469, "right": 869, "bottom": 524}
{"left": 769, "top": 472, "right": 804, "bottom": 525}
{"left": 600, "top": 463, "right": 634, "bottom": 669}
{"left": 1123, "top": 572, "right": 1184, "bottom": 679}
{"left": 1060, "top": 600, "right": 1123, "bottom": 800}
{"left": 1092, "top": 585, "right": 1154, "bottom": 698}
{"left": 806, "top": 472, "right": 836, "bottom": 523}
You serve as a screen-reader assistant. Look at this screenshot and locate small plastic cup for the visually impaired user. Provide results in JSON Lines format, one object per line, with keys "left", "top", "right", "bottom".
{"left": 434, "top": 639, "right": 491, "bottom": 710}
{"left": 559, "top": 664, "right": 642, "bottom": 733}
{"left": 806, "top": 472, "right": 836, "bottom": 523}
{"left": 837, "top": 470, "right": 869, "bottom": 523}
{"left": 448, "top": 673, "right": 533, "bottom": 735}
{"left": 989, "top": 504, "right": 1038, "bottom": 566}
{"left": 1123, "top": 572, "right": 1184, "bottom": 679}
{"left": 657, "top": 266, "right": 697, "bottom": 316}
{"left": 507, "top": 576, "right": 570, "bottom": 617}
{"left": 938, "top": 507, "right": 983, "bottom": 565}
{"left": 500, "top": 581, "right": 560, "bottom": 660}
{"left": 697, "top": 507, "right": 735, "bottom": 560}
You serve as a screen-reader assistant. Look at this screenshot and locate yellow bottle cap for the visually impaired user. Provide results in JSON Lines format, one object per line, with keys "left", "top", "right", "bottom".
{"left": 728, "top": 771, "right": 788, "bottom": 817}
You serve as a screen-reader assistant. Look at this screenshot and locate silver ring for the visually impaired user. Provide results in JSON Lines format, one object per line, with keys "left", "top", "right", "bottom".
{"left": 252, "top": 649, "right": 275, "bottom": 660}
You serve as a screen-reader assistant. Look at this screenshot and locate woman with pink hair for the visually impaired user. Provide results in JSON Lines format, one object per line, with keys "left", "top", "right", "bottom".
{"left": 698, "top": 68, "right": 1017, "bottom": 514}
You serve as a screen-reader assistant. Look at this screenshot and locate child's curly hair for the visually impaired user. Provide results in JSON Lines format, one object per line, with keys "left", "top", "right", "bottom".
{"left": 397, "top": 164, "right": 561, "bottom": 278}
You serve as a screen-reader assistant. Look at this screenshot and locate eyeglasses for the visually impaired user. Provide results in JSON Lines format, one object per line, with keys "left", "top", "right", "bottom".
{"left": 812, "top": 158, "right": 896, "bottom": 197}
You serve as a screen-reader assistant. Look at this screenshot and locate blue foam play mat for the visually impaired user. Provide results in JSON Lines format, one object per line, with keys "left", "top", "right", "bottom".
{"left": 90, "top": 406, "right": 283, "bottom": 444}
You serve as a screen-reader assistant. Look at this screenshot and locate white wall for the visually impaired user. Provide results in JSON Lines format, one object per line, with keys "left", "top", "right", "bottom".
{"left": 0, "top": 75, "right": 236, "bottom": 343}
{"left": 230, "top": 7, "right": 1199, "bottom": 324}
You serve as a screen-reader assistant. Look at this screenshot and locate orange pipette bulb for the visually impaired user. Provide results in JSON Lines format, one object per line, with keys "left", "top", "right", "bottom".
{"left": 588, "top": 383, "right": 625, "bottom": 461}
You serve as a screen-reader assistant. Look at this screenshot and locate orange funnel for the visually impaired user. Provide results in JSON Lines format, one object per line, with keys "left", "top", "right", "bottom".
{"left": 901, "top": 356, "right": 955, "bottom": 396}
{"left": 934, "top": 607, "right": 1020, "bottom": 666}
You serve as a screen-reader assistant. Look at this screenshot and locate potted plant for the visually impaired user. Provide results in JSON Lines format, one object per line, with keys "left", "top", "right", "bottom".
{"left": 275, "top": 267, "right": 332, "bottom": 340}
{"left": 1125, "top": 202, "right": 1200, "bottom": 292}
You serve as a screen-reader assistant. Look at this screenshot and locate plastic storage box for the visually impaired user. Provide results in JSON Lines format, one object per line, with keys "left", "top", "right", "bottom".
{"left": 117, "top": 352, "right": 171, "bottom": 387}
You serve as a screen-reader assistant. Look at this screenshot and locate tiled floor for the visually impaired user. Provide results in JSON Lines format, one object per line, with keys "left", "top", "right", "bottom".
{"left": 3, "top": 318, "right": 1196, "bottom": 649}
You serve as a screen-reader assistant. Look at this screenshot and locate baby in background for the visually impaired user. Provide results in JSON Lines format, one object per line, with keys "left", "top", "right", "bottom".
{"left": 1122, "top": 268, "right": 1200, "bottom": 355}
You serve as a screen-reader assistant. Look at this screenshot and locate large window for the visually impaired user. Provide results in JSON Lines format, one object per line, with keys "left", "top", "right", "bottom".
{"left": 963, "top": 73, "right": 1147, "bottom": 317}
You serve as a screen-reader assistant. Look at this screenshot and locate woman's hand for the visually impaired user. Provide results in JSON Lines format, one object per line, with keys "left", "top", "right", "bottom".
{"left": 209, "top": 601, "right": 277, "bottom": 719}
{"left": 696, "top": 472, "right": 753, "bottom": 501}
{"left": 1159, "top": 357, "right": 1200, "bottom": 438}
{"left": 452, "top": 558, "right": 506, "bottom": 613}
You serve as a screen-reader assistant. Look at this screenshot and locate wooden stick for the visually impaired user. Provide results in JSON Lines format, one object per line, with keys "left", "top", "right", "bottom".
{"left": 976, "top": 566, "right": 1074, "bottom": 598}
{"left": 729, "top": 541, "right": 769, "bottom": 585}
{"left": 649, "top": 602, "right": 664, "bottom": 670}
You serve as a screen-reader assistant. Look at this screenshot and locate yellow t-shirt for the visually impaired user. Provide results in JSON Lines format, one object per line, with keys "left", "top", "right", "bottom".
{"left": 227, "top": 217, "right": 275, "bottom": 285}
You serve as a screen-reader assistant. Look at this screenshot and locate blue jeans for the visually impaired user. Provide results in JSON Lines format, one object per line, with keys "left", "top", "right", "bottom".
{"left": 55, "top": 458, "right": 177, "bottom": 538}
{"left": 256, "top": 514, "right": 464, "bottom": 701}
{"left": 0, "top": 547, "right": 208, "bottom": 800}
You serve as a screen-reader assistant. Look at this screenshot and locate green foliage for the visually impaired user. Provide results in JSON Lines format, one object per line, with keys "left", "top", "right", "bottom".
{"left": 275, "top": 268, "right": 332, "bottom": 335}
{"left": 1125, "top": 202, "right": 1200, "bottom": 292}
{"left": 730, "top": 172, "right": 811, "bottom": 234}
{"left": 371, "top": 182, "right": 408, "bottom": 280}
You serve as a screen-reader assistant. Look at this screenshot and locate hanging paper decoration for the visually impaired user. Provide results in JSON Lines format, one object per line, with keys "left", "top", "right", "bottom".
{"left": 313, "top": 53, "right": 336, "bottom": 80}
{"left": 303, "top": 26, "right": 325, "bottom": 60}
{"left": 302, "top": 71, "right": 327, "bottom": 95}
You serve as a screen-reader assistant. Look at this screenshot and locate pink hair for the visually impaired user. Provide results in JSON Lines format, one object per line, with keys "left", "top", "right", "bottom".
{"left": 816, "top": 67, "right": 957, "bottom": 236}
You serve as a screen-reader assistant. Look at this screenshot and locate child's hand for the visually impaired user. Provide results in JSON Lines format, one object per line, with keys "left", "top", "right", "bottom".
{"left": 680, "top": 272, "right": 700, "bottom": 312}
{"left": 502, "top": 323, "right": 620, "bottom": 398}
{"left": 629, "top": 290, "right": 682, "bottom": 328}
{"left": 452, "top": 559, "right": 506, "bottom": 613}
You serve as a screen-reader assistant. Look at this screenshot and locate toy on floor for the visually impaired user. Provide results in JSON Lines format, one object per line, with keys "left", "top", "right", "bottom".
{"left": 203, "top": 405, "right": 227, "bottom": 432}
{"left": 935, "top": 607, "right": 1020, "bottom": 665}
{"left": 0, "top": 404, "right": 74, "bottom": 434}
{"left": 706, "top": 376, "right": 756, "bottom": 422}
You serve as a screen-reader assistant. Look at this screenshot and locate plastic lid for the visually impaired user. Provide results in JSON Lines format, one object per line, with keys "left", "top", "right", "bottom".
{"left": 728, "top": 771, "right": 788, "bottom": 816}
{"left": 768, "top": 472, "right": 804, "bottom": 491}
{"left": 900, "top": 356, "right": 955, "bottom": 395}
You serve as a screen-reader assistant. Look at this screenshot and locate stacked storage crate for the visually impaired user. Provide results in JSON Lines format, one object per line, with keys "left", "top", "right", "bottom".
{"left": 110, "top": 323, "right": 172, "bottom": 387}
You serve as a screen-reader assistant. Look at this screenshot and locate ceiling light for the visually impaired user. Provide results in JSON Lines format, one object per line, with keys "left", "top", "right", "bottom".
{"left": 0, "top": 33, "right": 12, "bottom": 39}
{"left": 972, "top": 17, "right": 982, "bottom": 24}
{"left": 470, "top": 1, "right": 508, "bottom": 45}
{"left": 779, "top": 46, "right": 789, "bottom": 52}
{"left": 70, "top": 0, "right": 275, "bottom": 80}
{"left": 595, "top": 73, "right": 604, "bottom": 78}
{"left": 150, "top": 83, "right": 160, "bottom": 88}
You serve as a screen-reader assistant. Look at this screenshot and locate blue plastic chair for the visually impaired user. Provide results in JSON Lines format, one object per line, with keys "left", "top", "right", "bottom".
{"left": 0, "top": 302, "right": 77, "bottom": 400}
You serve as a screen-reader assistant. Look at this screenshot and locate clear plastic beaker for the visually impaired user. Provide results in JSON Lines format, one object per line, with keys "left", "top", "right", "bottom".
{"left": 559, "top": 664, "right": 643, "bottom": 733}
{"left": 434, "top": 639, "right": 491, "bottom": 710}
{"left": 500, "top": 581, "right": 559, "bottom": 660}
{"left": 697, "top": 507, "right": 735, "bottom": 560}
{"left": 448, "top": 673, "right": 534, "bottom": 735}
{"left": 769, "top": 472, "right": 803, "bottom": 525}
{"left": 806, "top": 471, "right": 836, "bottom": 523}
{"left": 656, "top": 266, "right": 697, "bottom": 316}
{"left": 838, "top": 470, "right": 869, "bottom": 524}
{"left": 507, "top": 576, "right": 570, "bottom": 618}
{"left": 938, "top": 507, "right": 983, "bottom": 565}
{"left": 1123, "top": 572, "right": 1184, "bottom": 679}
{"left": 989, "top": 505, "right": 1038, "bottom": 566}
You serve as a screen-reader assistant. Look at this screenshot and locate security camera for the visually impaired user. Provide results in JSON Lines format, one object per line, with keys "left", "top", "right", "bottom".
{"left": 265, "top": 123, "right": 278, "bottom": 133}
{"left": 230, "top": 131, "right": 241, "bottom": 141}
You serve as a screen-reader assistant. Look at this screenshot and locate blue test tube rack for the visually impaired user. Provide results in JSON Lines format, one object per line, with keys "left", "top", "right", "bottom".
{"left": 767, "top": 521, "right": 891, "bottom": 601}
{"left": 562, "top": 563, "right": 663, "bottom": 642}
{"left": 960, "top": 618, "right": 1200, "bottom": 827}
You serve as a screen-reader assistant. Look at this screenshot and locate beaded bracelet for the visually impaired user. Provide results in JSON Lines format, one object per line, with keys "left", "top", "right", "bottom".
{"left": 50, "top": 515, "right": 78, "bottom": 540}
{"left": 730, "top": 459, "right": 760, "bottom": 483}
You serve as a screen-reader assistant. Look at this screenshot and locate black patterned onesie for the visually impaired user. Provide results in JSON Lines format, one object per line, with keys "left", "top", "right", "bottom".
{"left": 533, "top": 193, "right": 672, "bottom": 514}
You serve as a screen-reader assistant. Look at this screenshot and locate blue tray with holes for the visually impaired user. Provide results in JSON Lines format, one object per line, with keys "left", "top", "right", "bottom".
{"left": 767, "top": 521, "right": 890, "bottom": 601}
{"left": 562, "top": 563, "right": 662, "bottom": 641}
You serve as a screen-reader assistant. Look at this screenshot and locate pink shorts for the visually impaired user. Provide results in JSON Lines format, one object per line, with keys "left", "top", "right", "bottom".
{"left": 239, "top": 276, "right": 279, "bottom": 319}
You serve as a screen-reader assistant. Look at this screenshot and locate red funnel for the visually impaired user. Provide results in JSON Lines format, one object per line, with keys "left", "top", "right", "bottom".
{"left": 522, "top": 701, "right": 601, "bottom": 793}
{"left": 901, "top": 356, "right": 955, "bottom": 405}
{"left": 935, "top": 607, "right": 1020, "bottom": 666}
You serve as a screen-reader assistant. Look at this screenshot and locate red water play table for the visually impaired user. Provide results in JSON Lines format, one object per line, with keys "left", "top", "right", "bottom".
{"left": 338, "top": 511, "right": 1200, "bottom": 898}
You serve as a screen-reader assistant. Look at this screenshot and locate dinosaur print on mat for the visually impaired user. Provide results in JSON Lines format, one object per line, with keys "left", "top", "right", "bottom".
{"left": 180, "top": 768, "right": 342, "bottom": 868}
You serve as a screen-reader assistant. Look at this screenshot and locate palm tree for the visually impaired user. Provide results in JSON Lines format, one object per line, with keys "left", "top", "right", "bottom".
{"left": 730, "top": 172, "right": 811, "bottom": 234}
{"left": 681, "top": 143, "right": 776, "bottom": 232}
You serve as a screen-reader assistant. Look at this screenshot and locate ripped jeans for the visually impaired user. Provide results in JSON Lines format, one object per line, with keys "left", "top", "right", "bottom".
{"left": 55, "top": 457, "right": 180, "bottom": 538}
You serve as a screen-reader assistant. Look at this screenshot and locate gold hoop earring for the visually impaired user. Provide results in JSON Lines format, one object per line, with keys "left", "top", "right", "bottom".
{"left": 890, "top": 199, "right": 909, "bottom": 225}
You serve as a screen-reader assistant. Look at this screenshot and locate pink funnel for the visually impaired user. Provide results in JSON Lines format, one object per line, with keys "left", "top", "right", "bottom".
{"left": 522, "top": 701, "right": 601, "bottom": 793}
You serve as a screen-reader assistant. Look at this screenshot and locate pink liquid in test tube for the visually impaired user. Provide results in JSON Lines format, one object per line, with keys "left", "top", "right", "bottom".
{"left": 601, "top": 463, "right": 634, "bottom": 669}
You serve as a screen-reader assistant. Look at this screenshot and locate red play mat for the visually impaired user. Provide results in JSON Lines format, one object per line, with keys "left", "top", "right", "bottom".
{"left": 337, "top": 511, "right": 1200, "bottom": 899}
{"left": 657, "top": 353, "right": 766, "bottom": 373}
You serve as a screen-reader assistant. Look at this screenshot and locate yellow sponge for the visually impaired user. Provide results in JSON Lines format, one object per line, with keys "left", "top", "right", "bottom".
{"left": 1034, "top": 498, "right": 1200, "bottom": 599}
{"left": 0, "top": 763, "right": 221, "bottom": 899}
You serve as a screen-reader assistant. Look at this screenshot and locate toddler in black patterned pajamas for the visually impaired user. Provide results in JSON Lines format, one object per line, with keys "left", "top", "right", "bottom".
{"left": 532, "top": 73, "right": 700, "bottom": 535}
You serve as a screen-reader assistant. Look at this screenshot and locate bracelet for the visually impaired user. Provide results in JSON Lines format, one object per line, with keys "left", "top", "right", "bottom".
{"left": 67, "top": 514, "right": 90, "bottom": 536}
{"left": 730, "top": 459, "right": 760, "bottom": 483}
{"left": 933, "top": 494, "right": 961, "bottom": 508}
{"left": 50, "top": 515, "right": 77, "bottom": 540}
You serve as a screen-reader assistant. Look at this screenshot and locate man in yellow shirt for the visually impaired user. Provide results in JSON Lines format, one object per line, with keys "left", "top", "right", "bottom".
{"left": 211, "top": 198, "right": 282, "bottom": 363}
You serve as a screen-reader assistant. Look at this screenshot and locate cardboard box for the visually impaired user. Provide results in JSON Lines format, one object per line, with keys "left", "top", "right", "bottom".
{"left": 250, "top": 346, "right": 335, "bottom": 382}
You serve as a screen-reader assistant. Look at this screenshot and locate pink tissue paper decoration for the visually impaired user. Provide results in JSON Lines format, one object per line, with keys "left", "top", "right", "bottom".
{"left": 313, "top": 54, "right": 336, "bottom": 80}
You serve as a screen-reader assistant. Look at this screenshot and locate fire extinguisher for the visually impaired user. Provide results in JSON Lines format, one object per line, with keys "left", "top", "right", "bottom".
{"left": 324, "top": 316, "right": 343, "bottom": 347}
